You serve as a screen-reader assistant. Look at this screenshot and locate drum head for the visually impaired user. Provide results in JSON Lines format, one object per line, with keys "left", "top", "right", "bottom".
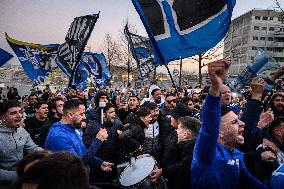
{"left": 119, "top": 156, "right": 156, "bottom": 187}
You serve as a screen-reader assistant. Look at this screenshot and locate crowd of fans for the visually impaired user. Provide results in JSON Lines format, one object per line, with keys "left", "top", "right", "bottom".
{"left": 1, "top": 60, "right": 284, "bottom": 189}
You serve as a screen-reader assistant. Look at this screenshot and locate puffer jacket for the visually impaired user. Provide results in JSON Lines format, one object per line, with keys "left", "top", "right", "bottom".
{"left": 0, "top": 125, "right": 42, "bottom": 188}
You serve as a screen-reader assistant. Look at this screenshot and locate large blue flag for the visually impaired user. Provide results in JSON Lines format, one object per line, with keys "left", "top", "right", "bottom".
{"left": 132, "top": 0, "right": 235, "bottom": 64}
{"left": 6, "top": 33, "right": 59, "bottom": 86}
{"left": 0, "top": 48, "right": 13, "bottom": 67}
{"left": 124, "top": 25, "right": 159, "bottom": 79}
{"left": 72, "top": 52, "right": 112, "bottom": 89}
{"left": 56, "top": 14, "right": 99, "bottom": 87}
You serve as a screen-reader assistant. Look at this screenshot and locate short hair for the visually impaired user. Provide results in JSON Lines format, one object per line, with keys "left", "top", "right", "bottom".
{"left": 151, "top": 88, "right": 161, "bottom": 96}
{"left": 136, "top": 107, "right": 151, "bottom": 118}
{"left": 141, "top": 101, "right": 158, "bottom": 110}
{"left": 14, "top": 152, "right": 89, "bottom": 189}
{"left": 180, "top": 96, "right": 193, "bottom": 104}
{"left": 34, "top": 101, "right": 48, "bottom": 110}
{"left": 63, "top": 99, "right": 84, "bottom": 115}
{"left": 178, "top": 116, "right": 201, "bottom": 137}
{"left": 165, "top": 93, "right": 175, "bottom": 99}
{"left": 221, "top": 105, "right": 232, "bottom": 117}
{"left": 48, "top": 96, "right": 64, "bottom": 111}
{"left": 269, "top": 116, "right": 284, "bottom": 134}
{"left": 16, "top": 151, "right": 52, "bottom": 178}
{"left": 0, "top": 100, "right": 21, "bottom": 116}
{"left": 103, "top": 102, "right": 115, "bottom": 112}
{"left": 129, "top": 95, "right": 140, "bottom": 102}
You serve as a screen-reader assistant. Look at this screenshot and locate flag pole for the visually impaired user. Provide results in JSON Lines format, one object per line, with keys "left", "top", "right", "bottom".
{"left": 165, "top": 65, "right": 178, "bottom": 95}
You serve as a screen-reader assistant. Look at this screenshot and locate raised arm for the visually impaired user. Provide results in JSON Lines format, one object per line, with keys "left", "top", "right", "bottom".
{"left": 193, "top": 60, "right": 230, "bottom": 166}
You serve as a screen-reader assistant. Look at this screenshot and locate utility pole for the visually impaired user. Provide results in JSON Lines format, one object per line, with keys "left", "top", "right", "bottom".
{"left": 198, "top": 54, "right": 202, "bottom": 86}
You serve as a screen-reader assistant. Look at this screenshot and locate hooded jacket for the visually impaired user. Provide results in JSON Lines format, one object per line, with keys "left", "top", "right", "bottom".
{"left": 0, "top": 125, "right": 42, "bottom": 188}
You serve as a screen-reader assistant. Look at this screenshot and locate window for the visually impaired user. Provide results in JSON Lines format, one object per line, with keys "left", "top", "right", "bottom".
{"left": 267, "top": 47, "right": 273, "bottom": 51}
{"left": 268, "top": 37, "right": 274, "bottom": 41}
{"left": 261, "top": 27, "right": 267, "bottom": 31}
{"left": 255, "top": 16, "right": 261, "bottom": 20}
{"left": 278, "top": 17, "right": 283, "bottom": 22}
{"left": 253, "top": 36, "right": 258, "bottom": 40}
{"left": 252, "top": 46, "right": 257, "bottom": 50}
{"left": 262, "top": 17, "right": 268, "bottom": 20}
{"left": 254, "top": 26, "right": 260, "bottom": 30}
{"left": 270, "top": 17, "right": 274, "bottom": 20}
{"left": 269, "top": 27, "right": 275, "bottom": 31}
{"left": 260, "top": 37, "right": 266, "bottom": 41}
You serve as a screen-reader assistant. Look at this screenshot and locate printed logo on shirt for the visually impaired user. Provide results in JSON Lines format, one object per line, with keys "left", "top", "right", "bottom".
{"left": 227, "top": 159, "right": 240, "bottom": 167}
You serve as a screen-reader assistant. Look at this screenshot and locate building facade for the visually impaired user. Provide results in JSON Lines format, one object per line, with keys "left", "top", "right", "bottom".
{"left": 223, "top": 9, "right": 284, "bottom": 75}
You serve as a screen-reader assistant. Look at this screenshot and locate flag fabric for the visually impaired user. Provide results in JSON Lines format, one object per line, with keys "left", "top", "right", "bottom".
{"left": 132, "top": 0, "right": 236, "bottom": 64}
{"left": 0, "top": 48, "right": 13, "bottom": 67}
{"left": 72, "top": 52, "right": 111, "bottom": 89}
{"left": 5, "top": 33, "right": 59, "bottom": 85}
{"left": 56, "top": 14, "right": 99, "bottom": 84}
{"left": 124, "top": 25, "right": 159, "bottom": 79}
{"left": 228, "top": 48, "right": 279, "bottom": 93}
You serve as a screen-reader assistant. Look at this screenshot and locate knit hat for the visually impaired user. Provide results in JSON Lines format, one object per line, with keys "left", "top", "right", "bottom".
{"left": 170, "top": 103, "right": 192, "bottom": 120}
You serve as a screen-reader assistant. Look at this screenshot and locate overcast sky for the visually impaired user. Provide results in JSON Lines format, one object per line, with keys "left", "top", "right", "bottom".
{"left": 0, "top": 0, "right": 279, "bottom": 71}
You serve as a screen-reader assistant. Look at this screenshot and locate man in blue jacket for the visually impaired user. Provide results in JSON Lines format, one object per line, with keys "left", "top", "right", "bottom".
{"left": 45, "top": 99, "right": 113, "bottom": 172}
{"left": 191, "top": 60, "right": 268, "bottom": 189}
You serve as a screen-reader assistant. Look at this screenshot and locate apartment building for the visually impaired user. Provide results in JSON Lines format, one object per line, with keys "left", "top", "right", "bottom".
{"left": 223, "top": 9, "right": 284, "bottom": 75}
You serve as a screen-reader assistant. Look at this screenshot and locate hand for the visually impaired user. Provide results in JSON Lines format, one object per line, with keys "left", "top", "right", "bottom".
{"left": 261, "top": 151, "right": 277, "bottom": 163}
{"left": 271, "top": 66, "right": 284, "bottom": 82}
{"left": 257, "top": 108, "right": 274, "bottom": 129}
{"left": 207, "top": 59, "right": 230, "bottom": 96}
{"left": 251, "top": 77, "right": 266, "bottom": 100}
{"left": 96, "top": 128, "right": 108, "bottom": 142}
{"left": 150, "top": 168, "right": 162, "bottom": 183}
{"left": 100, "top": 161, "right": 114, "bottom": 172}
{"left": 262, "top": 139, "right": 278, "bottom": 154}
{"left": 80, "top": 121, "right": 87, "bottom": 129}
{"left": 117, "top": 130, "right": 122, "bottom": 135}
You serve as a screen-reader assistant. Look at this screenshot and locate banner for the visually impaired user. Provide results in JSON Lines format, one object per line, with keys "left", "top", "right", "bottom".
{"left": 72, "top": 52, "right": 112, "bottom": 89}
{"left": 124, "top": 25, "right": 159, "bottom": 79}
{"left": 132, "top": 0, "right": 235, "bottom": 64}
{"left": 0, "top": 48, "right": 13, "bottom": 66}
{"left": 229, "top": 48, "right": 280, "bottom": 93}
{"left": 56, "top": 14, "right": 99, "bottom": 83}
{"left": 6, "top": 33, "right": 59, "bottom": 86}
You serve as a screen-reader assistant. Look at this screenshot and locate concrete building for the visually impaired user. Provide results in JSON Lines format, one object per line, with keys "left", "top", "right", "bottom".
{"left": 223, "top": 9, "right": 284, "bottom": 75}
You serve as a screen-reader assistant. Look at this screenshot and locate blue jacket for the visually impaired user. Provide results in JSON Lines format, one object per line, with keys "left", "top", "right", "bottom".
{"left": 45, "top": 122, "right": 103, "bottom": 166}
{"left": 191, "top": 95, "right": 268, "bottom": 189}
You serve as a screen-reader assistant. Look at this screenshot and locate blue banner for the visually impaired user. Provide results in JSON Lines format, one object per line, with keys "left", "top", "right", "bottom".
{"left": 228, "top": 48, "right": 280, "bottom": 93}
{"left": 72, "top": 52, "right": 112, "bottom": 89}
{"left": 124, "top": 25, "right": 159, "bottom": 79}
{"left": 0, "top": 48, "right": 13, "bottom": 67}
{"left": 132, "top": 0, "right": 235, "bottom": 64}
{"left": 56, "top": 14, "right": 99, "bottom": 87}
{"left": 6, "top": 33, "right": 59, "bottom": 86}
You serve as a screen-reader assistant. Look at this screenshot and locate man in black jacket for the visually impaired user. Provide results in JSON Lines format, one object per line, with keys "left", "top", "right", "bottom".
{"left": 151, "top": 116, "right": 200, "bottom": 189}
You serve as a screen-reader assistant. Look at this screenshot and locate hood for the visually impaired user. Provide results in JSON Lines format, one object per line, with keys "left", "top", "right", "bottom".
{"left": 148, "top": 84, "right": 160, "bottom": 100}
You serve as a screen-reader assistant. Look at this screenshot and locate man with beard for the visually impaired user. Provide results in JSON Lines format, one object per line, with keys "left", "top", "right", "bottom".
{"left": 24, "top": 101, "right": 49, "bottom": 145}
{"left": 141, "top": 85, "right": 164, "bottom": 108}
{"left": 83, "top": 103, "right": 123, "bottom": 183}
{"left": 269, "top": 93, "right": 284, "bottom": 117}
{"left": 45, "top": 99, "right": 113, "bottom": 172}
{"left": 86, "top": 91, "right": 109, "bottom": 123}
{"left": 23, "top": 94, "right": 38, "bottom": 118}
{"left": 117, "top": 95, "right": 140, "bottom": 124}
{"left": 38, "top": 96, "right": 65, "bottom": 148}
{"left": 221, "top": 84, "right": 241, "bottom": 115}
{"left": 160, "top": 94, "right": 177, "bottom": 117}
{"left": 191, "top": 60, "right": 267, "bottom": 189}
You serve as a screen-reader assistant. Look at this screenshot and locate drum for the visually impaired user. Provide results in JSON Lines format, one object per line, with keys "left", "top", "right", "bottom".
{"left": 119, "top": 156, "right": 158, "bottom": 189}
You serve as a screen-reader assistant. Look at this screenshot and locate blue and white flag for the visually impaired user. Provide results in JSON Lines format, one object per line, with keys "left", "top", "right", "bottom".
{"left": 56, "top": 14, "right": 99, "bottom": 86}
{"left": 132, "top": 0, "right": 235, "bottom": 64}
{"left": 228, "top": 48, "right": 280, "bottom": 93}
{"left": 6, "top": 33, "right": 59, "bottom": 86}
{"left": 0, "top": 48, "right": 13, "bottom": 67}
{"left": 72, "top": 52, "right": 111, "bottom": 89}
{"left": 124, "top": 25, "right": 159, "bottom": 79}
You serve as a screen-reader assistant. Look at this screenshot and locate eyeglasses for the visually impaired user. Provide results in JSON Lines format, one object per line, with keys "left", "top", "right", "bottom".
{"left": 166, "top": 99, "right": 177, "bottom": 104}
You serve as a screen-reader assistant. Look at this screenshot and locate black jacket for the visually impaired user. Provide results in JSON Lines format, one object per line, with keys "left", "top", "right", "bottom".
{"left": 163, "top": 139, "right": 196, "bottom": 189}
